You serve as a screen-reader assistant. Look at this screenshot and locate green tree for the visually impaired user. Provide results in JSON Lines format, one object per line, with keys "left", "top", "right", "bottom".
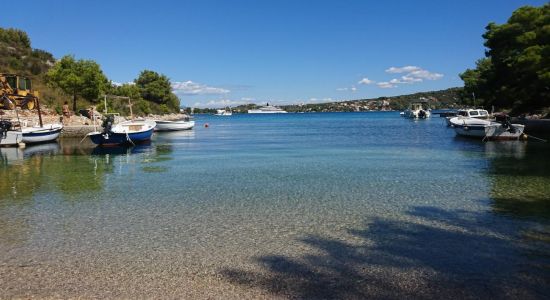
{"left": 0, "top": 28, "right": 31, "bottom": 48}
{"left": 135, "top": 70, "right": 180, "bottom": 112}
{"left": 46, "top": 55, "right": 108, "bottom": 111}
{"left": 460, "top": 4, "right": 550, "bottom": 113}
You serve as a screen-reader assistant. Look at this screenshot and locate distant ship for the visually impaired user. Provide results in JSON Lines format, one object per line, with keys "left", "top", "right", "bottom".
{"left": 247, "top": 103, "right": 288, "bottom": 114}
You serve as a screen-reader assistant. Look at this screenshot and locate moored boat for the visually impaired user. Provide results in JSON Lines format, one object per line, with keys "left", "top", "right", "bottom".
{"left": 403, "top": 101, "right": 430, "bottom": 119}
{"left": 0, "top": 120, "right": 23, "bottom": 146}
{"left": 445, "top": 108, "right": 491, "bottom": 126}
{"left": 87, "top": 118, "right": 156, "bottom": 146}
{"left": 449, "top": 114, "right": 525, "bottom": 140}
{"left": 21, "top": 123, "right": 63, "bottom": 144}
{"left": 154, "top": 119, "right": 195, "bottom": 131}
{"left": 215, "top": 108, "right": 232, "bottom": 116}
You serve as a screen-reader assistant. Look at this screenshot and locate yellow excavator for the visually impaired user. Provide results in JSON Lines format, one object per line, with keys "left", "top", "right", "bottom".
{"left": 0, "top": 73, "right": 39, "bottom": 110}
{"left": 0, "top": 73, "right": 43, "bottom": 126}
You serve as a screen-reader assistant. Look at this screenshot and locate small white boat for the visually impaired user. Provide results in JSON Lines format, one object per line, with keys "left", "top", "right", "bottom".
{"left": 403, "top": 101, "right": 430, "bottom": 119}
{"left": 215, "top": 108, "right": 232, "bottom": 116}
{"left": 248, "top": 103, "right": 288, "bottom": 114}
{"left": 445, "top": 109, "right": 491, "bottom": 126}
{"left": 0, "top": 120, "right": 23, "bottom": 146}
{"left": 21, "top": 123, "right": 63, "bottom": 144}
{"left": 154, "top": 120, "right": 195, "bottom": 131}
{"left": 449, "top": 114, "right": 525, "bottom": 140}
{"left": 0, "top": 131, "right": 22, "bottom": 146}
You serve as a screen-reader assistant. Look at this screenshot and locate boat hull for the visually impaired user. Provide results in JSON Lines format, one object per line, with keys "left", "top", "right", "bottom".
{"left": 21, "top": 124, "right": 63, "bottom": 144}
{"left": 450, "top": 117, "right": 525, "bottom": 140}
{"left": 88, "top": 128, "right": 154, "bottom": 146}
{"left": 154, "top": 120, "right": 195, "bottom": 131}
{"left": 403, "top": 110, "right": 431, "bottom": 119}
{"left": 88, "top": 120, "right": 156, "bottom": 146}
{"left": 0, "top": 131, "right": 23, "bottom": 146}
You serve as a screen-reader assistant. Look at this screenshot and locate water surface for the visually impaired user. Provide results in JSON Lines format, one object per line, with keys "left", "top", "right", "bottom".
{"left": 1, "top": 112, "right": 549, "bottom": 298}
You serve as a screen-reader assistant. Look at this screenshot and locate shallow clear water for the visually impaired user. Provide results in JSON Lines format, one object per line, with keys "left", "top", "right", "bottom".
{"left": 1, "top": 112, "right": 549, "bottom": 298}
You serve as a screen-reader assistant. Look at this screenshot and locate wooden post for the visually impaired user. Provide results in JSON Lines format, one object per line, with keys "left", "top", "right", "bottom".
{"left": 128, "top": 98, "right": 133, "bottom": 119}
{"left": 36, "top": 97, "right": 43, "bottom": 127}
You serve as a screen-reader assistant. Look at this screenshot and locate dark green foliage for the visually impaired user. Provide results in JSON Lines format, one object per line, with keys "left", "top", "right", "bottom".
{"left": 0, "top": 28, "right": 31, "bottom": 48}
{"left": 45, "top": 55, "right": 108, "bottom": 111}
{"left": 135, "top": 70, "right": 172, "bottom": 104}
{"left": 109, "top": 79, "right": 180, "bottom": 116}
{"left": 460, "top": 4, "right": 550, "bottom": 114}
{"left": 134, "top": 70, "right": 180, "bottom": 113}
{"left": 0, "top": 28, "right": 54, "bottom": 77}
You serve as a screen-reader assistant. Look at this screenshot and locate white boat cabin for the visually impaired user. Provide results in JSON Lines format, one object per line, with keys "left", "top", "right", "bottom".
{"left": 457, "top": 109, "right": 490, "bottom": 118}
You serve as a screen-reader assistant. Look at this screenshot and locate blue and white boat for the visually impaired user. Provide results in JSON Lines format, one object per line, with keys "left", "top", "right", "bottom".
{"left": 21, "top": 123, "right": 63, "bottom": 144}
{"left": 87, "top": 119, "right": 156, "bottom": 146}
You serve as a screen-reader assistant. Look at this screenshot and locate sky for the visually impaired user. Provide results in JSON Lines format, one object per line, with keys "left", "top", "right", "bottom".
{"left": 2, "top": 0, "right": 547, "bottom": 108}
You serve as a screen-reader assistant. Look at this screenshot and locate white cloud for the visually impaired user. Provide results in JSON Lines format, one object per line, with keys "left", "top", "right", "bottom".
{"left": 376, "top": 66, "right": 443, "bottom": 89}
{"left": 111, "top": 81, "right": 134, "bottom": 87}
{"left": 385, "top": 66, "right": 443, "bottom": 81}
{"left": 377, "top": 82, "right": 397, "bottom": 89}
{"left": 401, "top": 75, "right": 423, "bottom": 83}
{"left": 358, "top": 77, "right": 374, "bottom": 85}
{"left": 385, "top": 66, "right": 421, "bottom": 73}
{"left": 172, "top": 81, "right": 230, "bottom": 95}
{"left": 389, "top": 78, "right": 402, "bottom": 84}
{"left": 336, "top": 86, "right": 357, "bottom": 92}
{"left": 408, "top": 69, "right": 443, "bottom": 80}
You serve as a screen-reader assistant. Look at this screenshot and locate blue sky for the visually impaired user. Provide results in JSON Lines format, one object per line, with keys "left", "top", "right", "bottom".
{"left": 2, "top": 0, "right": 547, "bottom": 108}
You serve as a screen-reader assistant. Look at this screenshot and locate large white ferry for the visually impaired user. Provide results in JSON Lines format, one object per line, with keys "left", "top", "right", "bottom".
{"left": 247, "top": 103, "right": 288, "bottom": 114}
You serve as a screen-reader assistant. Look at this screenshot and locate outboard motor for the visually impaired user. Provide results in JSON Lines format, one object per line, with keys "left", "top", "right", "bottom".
{"left": 101, "top": 115, "right": 114, "bottom": 134}
{"left": 0, "top": 120, "right": 12, "bottom": 139}
{"left": 418, "top": 110, "right": 426, "bottom": 119}
{"left": 495, "top": 114, "right": 516, "bottom": 133}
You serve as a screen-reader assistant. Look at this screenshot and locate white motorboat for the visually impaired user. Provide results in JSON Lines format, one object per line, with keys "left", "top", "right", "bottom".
{"left": 154, "top": 120, "right": 195, "bottom": 131}
{"left": 215, "top": 109, "right": 232, "bottom": 116}
{"left": 449, "top": 114, "right": 525, "bottom": 140}
{"left": 403, "top": 101, "right": 430, "bottom": 119}
{"left": 248, "top": 103, "right": 288, "bottom": 114}
{"left": 445, "top": 109, "right": 491, "bottom": 126}
{"left": 21, "top": 123, "right": 63, "bottom": 144}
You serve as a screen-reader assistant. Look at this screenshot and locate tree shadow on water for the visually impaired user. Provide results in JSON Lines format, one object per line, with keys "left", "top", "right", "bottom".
{"left": 220, "top": 206, "right": 549, "bottom": 299}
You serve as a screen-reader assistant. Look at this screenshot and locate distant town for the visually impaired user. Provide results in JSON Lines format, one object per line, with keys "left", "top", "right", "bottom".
{"left": 188, "top": 87, "right": 464, "bottom": 114}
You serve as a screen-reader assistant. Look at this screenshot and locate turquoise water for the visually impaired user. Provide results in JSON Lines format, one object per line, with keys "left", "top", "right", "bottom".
{"left": 1, "top": 112, "right": 549, "bottom": 298}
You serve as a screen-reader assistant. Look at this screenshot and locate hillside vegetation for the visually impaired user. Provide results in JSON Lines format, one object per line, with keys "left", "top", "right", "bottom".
{"left": 191, "top": 87, "right": 463, "bottom": 114}
{"left": 0, "top": 27, "right": 180, "bottom": 116}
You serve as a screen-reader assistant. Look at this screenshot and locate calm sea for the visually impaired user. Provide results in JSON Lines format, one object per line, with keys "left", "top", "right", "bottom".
{"left": 1, "top": 112, "right": 549, "bottom": 298}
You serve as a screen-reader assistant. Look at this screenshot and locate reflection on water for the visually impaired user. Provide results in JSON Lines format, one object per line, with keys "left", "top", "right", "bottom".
{"left": 484, "top": 140, "right": 526, "bottom": 159}
{"left": 487, "top": 141, "right": 550, "bottom": 220}
{"left": 0, "top": 141, "right": 115, "bottom": 203}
